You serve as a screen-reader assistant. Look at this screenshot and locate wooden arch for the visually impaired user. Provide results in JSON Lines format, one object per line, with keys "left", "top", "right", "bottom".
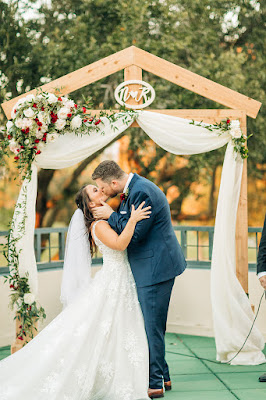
{"left": 1, "top": 46, "right": 262, "bottom": 294}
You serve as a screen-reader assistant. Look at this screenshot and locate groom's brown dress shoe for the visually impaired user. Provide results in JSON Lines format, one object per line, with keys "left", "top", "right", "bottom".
{"left": 148, "top": 388, "right": 164, "bottom": 398}
{"left": 164, "top": 380, "right": 172, "bottom": 390}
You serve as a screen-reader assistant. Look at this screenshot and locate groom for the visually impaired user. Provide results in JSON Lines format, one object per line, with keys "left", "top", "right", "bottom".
{"left": 92, "top": 161, "right": 186, "bottom": 398}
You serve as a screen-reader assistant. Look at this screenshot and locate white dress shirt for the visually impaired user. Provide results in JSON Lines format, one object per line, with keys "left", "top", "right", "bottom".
{"left": 123, "top": 173, "right": 134, "bottom": 193}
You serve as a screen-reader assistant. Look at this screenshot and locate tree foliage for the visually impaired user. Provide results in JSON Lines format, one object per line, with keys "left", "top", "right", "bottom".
{"left": 0, "top": 0, "right": 265, "bottom": 224}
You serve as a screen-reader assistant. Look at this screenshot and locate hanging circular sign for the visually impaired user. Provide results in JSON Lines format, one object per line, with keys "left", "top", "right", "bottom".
{"left": 114, "top": 80, "right": 155, "bottom": 109}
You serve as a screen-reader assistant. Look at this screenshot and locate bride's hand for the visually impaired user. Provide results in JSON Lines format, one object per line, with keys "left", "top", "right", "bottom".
{"left": 130, "top": 202, "right": 151, "bottom": 223}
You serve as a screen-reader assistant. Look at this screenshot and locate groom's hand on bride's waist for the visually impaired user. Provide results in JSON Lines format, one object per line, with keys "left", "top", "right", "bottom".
{"left": 92, "top": 201, "right": 115, "bottom": 219}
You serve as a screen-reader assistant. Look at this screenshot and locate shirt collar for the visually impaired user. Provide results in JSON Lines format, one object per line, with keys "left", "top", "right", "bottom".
{"left": 123, "top": 173, "right": 134, "bottom": 193}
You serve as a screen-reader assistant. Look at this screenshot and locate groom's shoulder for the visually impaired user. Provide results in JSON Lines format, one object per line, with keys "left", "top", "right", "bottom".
{"left": 133, "top": 174, "right": 155, "bottom": 189}
{"left": 133, "top": 174, "right": 164, "bottom": 196}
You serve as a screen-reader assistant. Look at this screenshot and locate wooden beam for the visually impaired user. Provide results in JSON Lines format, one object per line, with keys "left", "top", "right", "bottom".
{"left": 2, "top": 46, "right": 261, "bottom": 121}
{"left": 124, "top": 65, "right": 143, "bottom": 126}
{"left": 133, "top": 47, "right": 261, "bottom": 119}
{"left": 1, "top": 47, "right": 135, "bottom": 119}
{"left": 236, "top": 115, "right": 248, "bottom": 294}
{"left": 87, "top": 108, "right": 245, "bottom": 126}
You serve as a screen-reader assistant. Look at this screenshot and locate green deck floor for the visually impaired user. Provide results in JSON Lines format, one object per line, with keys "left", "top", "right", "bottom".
{"left": 1, "top": 333, "right": 266, "bottom": 399}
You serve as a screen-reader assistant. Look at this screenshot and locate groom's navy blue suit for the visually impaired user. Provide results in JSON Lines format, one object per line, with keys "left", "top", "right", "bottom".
{"left": 108, "top": 174, "right": 186, "bottom": 389}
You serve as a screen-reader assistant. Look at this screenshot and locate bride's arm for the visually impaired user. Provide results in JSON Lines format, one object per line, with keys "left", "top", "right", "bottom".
{"left": 94, "top": 202, "right": 151, "bottom": 251}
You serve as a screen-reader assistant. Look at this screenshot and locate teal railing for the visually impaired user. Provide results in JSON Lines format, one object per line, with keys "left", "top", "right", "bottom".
{"left": 0, "top": 226, "right": 262, "bottom": 276}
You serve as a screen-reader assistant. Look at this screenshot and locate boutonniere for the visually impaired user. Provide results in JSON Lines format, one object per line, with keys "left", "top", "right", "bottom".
{"left": 120, "top": 188, "right": 129, "bottom": 202}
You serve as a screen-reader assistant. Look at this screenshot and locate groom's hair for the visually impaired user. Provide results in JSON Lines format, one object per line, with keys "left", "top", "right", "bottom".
{"left": 92, "top": 160, "right": 126, "bottom": 183}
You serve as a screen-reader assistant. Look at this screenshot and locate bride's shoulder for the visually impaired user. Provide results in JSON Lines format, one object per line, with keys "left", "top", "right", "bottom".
{"left": 92, "top": 220, "right": 109, "bottom": 231}
{"left": 92, "top": 220, "right": 111, "bottom": 242}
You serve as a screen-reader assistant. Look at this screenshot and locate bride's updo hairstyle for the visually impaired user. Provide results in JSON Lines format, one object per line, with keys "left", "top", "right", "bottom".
{"left": 75, "top": 184, "right": 97, "bottom": 256}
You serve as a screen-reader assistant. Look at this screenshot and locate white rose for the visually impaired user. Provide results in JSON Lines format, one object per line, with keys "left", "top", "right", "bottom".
{"left": 230, "top": 121, "right": 242, "bottom": 139}
{"left": 25, "top": 94, "right": 36, "bottom": 102}
{"left": 22, "top": 118, "right": 33, "bottom": 129}
{"left": 6, "top": 121, "right": 14, "bottom": 131}
{"left": 36, "top": 131, "right": 43, "bottom": 139}
{"left": 230, "top": 128, "right": 242, "bottom": 139}
{"left": 24, "top": 108, "right": 35, "bottom": 118}
{"left": 47, "top": 93, "right": 58, "bottom": 104}
{"left": 37, "top": 111, "right": 50, "bottom": 125}
{"left": 70, "top": 115, "right": 82, "bottom": 129}
{"left": 61, "top": 96, "right": 69, "bottom": 105}
{"left": 15, "top": 118, "right": 24, "bottom": 128}
{"left": 65, "top": 100, "right": 75, "bottom": 109}
{"left": 230, "top": 120, "right": 240, "bottom": 129}
{"left": 24, "top": 293, "right": 35, "bottom": 305}
{"left": 24, "top": 139, "right": 29, "bottom": 145}
{"left": 9, "top": 140, "right": 19, "bottom": 154}
{"left": 47, "top": 133, "right": 59, "bottom": 143}
{"left": 58, "top": 107, "right": 70, "bottom": 120}
{"left": 15, "top": 97, "right": 27, "bottom": 108}
{"left": 55, "top": 118, "right": 66, "bottom": 130}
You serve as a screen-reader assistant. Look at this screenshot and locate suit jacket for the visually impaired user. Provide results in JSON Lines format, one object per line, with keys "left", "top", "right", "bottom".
{"left": 108, "top": 174, "right": 186, "bottom": 288}
{"left": 257, "top": 215, "right": 266, "bottom": 275}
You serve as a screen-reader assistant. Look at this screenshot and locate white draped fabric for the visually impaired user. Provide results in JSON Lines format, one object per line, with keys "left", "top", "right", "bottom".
{"left": 10, "top": 110, "right": 265, "bottom": 365}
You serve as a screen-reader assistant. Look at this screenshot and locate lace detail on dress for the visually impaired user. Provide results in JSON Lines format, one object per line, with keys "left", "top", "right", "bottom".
{"left": 115, "top": 383, "right": 134, "bottom": 400}
{"left": 99, "top": 360, "right": 114, "bottom": 383}
{"left": 124, "top": 331, "right": 145, "bottom": 367}
{"left": 0, "top": 384, "right": 12, "bottom": 400}
{"left": 40, "top": 372, "right": 60, "bottom": 394}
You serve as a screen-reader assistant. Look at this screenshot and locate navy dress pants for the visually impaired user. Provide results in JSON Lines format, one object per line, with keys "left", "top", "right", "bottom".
{"left": 137, "top": 278, "right": 175, "bottom": 389}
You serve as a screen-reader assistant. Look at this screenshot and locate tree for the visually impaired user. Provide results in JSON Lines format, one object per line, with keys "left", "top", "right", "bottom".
{"left": 1, "top": 0, "right": 265, "bottom": 226}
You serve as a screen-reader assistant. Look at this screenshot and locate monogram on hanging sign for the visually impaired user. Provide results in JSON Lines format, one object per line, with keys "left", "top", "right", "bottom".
{"left": 114, "top": 80, "right": 156, "bottom": 109}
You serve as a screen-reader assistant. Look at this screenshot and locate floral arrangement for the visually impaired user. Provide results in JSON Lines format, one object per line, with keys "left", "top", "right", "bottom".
{"left": 1, "top": 91, "right": 108, "bottom": 180}
{"left": 190, "top": 118, "right": 251, "bottom": 159}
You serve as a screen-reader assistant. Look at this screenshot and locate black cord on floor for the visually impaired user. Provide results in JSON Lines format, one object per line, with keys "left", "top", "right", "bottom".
{"left": 166, "top": 291, "right": 266, "bottom": 365}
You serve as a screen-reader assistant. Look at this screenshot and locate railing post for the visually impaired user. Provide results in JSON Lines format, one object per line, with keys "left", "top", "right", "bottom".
{"left": 35, "top": 231, "right": 41, "bottom": 262}
{"left": 59, "top": 231, "right": 65, "bottom": 260}
{"left": 181, "top": 229, "right": 187, "bottom": 259}
{"left": 209, "top": 230, "right": 214, "bottom": 261}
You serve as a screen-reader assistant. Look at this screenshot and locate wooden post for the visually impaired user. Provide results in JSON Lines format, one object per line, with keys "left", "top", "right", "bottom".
{"left": 124, "top": 65, "right": 142, "bottom": 127}
{"left": 236, "top": 114, "right": 249, "bottom": 294}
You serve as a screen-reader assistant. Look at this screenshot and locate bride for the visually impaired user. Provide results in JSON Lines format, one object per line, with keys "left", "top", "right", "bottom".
{"left": 0, "top": 184, "right": 152, "bottom": 400}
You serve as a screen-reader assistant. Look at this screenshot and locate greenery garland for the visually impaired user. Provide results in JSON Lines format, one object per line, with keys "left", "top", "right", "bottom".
{"left": 3, "top": 181, "right": 46, "bottom": 345}
{"left": 189, "top": 118, "right": 251, "bottom": 159}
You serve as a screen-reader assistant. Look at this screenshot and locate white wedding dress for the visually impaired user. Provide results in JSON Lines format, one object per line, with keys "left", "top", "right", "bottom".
{"left": 0, "top": 220, "right": 149, "bottom": 400}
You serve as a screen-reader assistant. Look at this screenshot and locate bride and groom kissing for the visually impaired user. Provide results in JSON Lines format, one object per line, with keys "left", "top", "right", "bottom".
{"left": 0, "top": 160, "right": 186, "bottom": 400}
{"left": 83, "top": 160, "right": 187, "bottom": 398}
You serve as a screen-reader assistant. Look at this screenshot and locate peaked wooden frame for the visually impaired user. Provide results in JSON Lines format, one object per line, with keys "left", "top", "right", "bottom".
{"left": 1, "top": 46, "right": 262, "bottom": 295}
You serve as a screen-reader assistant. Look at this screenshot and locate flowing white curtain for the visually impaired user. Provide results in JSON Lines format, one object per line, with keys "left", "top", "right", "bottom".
{"left": 10, "top": 110, "right": 265, "bottom": 365}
